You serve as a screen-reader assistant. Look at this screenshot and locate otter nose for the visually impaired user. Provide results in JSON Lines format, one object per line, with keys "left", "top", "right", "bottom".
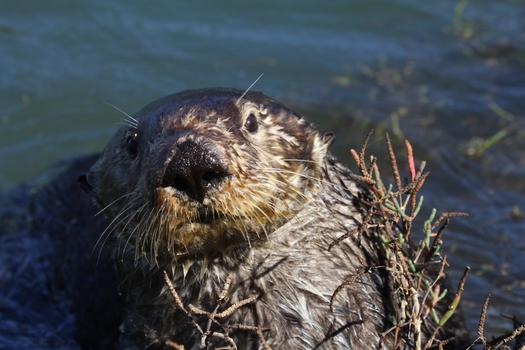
{"left": 161, "top": 140, "right": 229, "bottom": 203}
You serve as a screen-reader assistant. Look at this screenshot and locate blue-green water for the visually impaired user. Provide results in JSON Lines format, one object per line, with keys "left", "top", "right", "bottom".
{"left": 1, "top": 0, "right": 524, "bottom": 343}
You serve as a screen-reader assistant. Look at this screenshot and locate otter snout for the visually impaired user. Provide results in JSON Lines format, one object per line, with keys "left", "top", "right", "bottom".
{"left": 161, "top": 140, "right": 229, "bottom": 203}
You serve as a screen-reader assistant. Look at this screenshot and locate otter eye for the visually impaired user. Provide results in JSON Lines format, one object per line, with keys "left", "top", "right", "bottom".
{"left": 127, "top": 136, "right": 138, "bottom": 157}
{"left": 244, "top": 114, "right": 258, "bottom": 133}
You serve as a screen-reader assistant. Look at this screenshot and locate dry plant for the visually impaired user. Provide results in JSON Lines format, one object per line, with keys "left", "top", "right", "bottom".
{"left": 467, "top": 294, "right": 525, "bottom": 350}
{"left": 329, "top": 130, "right": 470, "bottom": 350}
{"left": 162, "top": 271, "right": 271, "bottom": 350}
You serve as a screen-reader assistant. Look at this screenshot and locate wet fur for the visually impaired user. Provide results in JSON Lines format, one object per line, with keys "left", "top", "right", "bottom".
{"left": 76, "top": 88, "right": 469, "bottom": 349}
{"left": 0, "top": 88, "right": 469, "bottom": 349}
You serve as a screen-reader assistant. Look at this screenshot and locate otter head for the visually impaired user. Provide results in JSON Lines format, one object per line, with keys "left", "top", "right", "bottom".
{"left": 79, "top": 88, "right": 334, "bottom": 261}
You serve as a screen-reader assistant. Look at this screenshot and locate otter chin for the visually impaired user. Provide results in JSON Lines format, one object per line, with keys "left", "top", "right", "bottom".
{"left": 75, "top": 88, "right": 468, "bottom": 349}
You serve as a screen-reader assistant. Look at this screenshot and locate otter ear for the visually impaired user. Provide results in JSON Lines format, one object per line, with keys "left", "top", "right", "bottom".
{"left": 322, "top": 131, "right": 335, "bottom": 148}
{"left": 78, "top": 173, "right": 94, "bottom": 194}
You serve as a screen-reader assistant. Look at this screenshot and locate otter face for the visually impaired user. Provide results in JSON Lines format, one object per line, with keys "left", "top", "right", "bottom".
{"left": 79, "top": 88, "right": 334, "bottom": 260}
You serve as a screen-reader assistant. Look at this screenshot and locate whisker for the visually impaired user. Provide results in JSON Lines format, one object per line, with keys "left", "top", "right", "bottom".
{"left": 129, "top": 202, "right": 155, "bottom": 261}
{"left": 95, "top": 192, "right": 135, "bottom": 216}
{"left": 258, "top": 167, "right": 352, "bottom": 194}
{"left": 93, "top": 197, "right": 139, "bottom": 252}
{"left": 103, "top": 101, "right": 138, "bottom": 130}
{"left": 124, "top": 202, "right": 149, "bottom": 260}
{"left": 113, "top": 120, "right": 139, "bottom": 129}
{"left": 280, "top": 158, "right": 319, "bottom": 164}
{"left": 236, "top": 73, "right": 264, "bottom": 104}
{"left": 103, "top": 100, "right": 136, "bottom": 121}
{"left": 231, "top": 190, "right": 272, "bottom": 239}
{"left": 148, "top": 202, "right": 167, "bottom": 261}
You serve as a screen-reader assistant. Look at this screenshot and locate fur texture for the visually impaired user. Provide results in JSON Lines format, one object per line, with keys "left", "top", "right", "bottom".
{"left": 77, "top": 89, "right": 468, "bottom": 349}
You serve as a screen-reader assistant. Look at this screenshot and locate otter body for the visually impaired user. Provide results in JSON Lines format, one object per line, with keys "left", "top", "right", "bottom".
{"left": 81, "top": 88, "right": 387, "bottom": 349}
{"left": 1, "top": 88, "right": 468, "bottom": 349}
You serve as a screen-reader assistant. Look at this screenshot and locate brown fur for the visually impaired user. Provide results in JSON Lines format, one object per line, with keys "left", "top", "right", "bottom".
{"left": 79, "top": 88, "right": 468, "bottom": 349}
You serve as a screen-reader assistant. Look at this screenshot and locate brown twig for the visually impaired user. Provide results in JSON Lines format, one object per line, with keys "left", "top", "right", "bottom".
{"left": 457, "top": 267, "right": 470, "bottom": 297}
{"left": 330, "top": 273, "right": 362, "bottom": 312}
{"left": 478, "top": 294, "right": 491, "bottom": 345}
{"left": 431, "top": 212, "right": 469, "bottom": 230}
{"left": 357, "top": 129, "right": 374, "bottom": 177}
{"left": 367, "top": 155, "right": 378, "bottom": 183}
{"left": 163, "top": 271, "right": 269, "bottom": 349}
{"left": 328, "top": 228, "right": 359, "bottom": 251}
{"left": 218, "top": 275, "right": 233, "bottom": 303}
{"left": 348, "top": 173, "right": 376, "bottom": 185}
{"left": 485, "top": 324, "right": 525, "bottom": 349}
{"left": 386, "top": 132, "right": 402, "bottom": 191}
{"left": 164, "top": 271, "right": 204, "bottom": 335}
{"left": 215, "top": 295, "right": 260, "bottom": 318}
{"left": 164, "top": 270, "right": 188, "bottom": 313}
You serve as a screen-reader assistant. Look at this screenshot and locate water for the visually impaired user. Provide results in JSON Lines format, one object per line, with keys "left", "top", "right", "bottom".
{"left": 1, "top": 0, "right": 524, "bottom": 344}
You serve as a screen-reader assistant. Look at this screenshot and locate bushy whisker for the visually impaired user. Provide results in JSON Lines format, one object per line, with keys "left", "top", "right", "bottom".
{"left": 150, "top": 202, "right": 169, "bottom": 258}
{"left": 119, "top": 202, "right": 148, "bottom": 260}
{"left": 226, "top": 204, "right": 252, "bottom": 245}
{"left": 137, "top": 205, "right": 161, "bottom": 261}
{"left": 235, "top": 197, "right": 272, "bottom": 240}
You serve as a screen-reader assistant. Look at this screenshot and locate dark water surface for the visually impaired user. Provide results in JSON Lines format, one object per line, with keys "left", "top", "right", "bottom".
{"left": 1, "top": 0, "right": 524, "bottom": 344}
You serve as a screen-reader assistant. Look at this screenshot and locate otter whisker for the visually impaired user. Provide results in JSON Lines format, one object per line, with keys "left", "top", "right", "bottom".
{"left": 260, "top": 167, "right": 355, "bottom": 196}
{"left": 112, "top": 120, "right": 138, "bottom": 130}
{"left": 94, "top": 196, "right": 140, "bottom": 254}
{"left": 236, "top": 73, "right": 264, "bottom": 104}
{"left": 142, "top": 203, "right": 160, "bottom": 251}
{"left": 103, "top": 101, "right": 138, "bottom": 127}
{"left": 231, "top": 186, "right": 278, "bottom": 221}
{"left": 153, "top": 212, "right": 166, "bottom": 257}
{"left": 150, "top": 201, "right": 169, "bottom": 259}
{"left": 280, "top": 158, "right": 319, "bottom": 164}
{"left": 232, "top": 199, "right": 270, "bottom": 242}
{"left": 95, "top": 192, "right": 135, "bottom": 216}
{"left": 117, "top": 204, "right": 143, "bottom": 243}
{"left": 140, "top": 204, "right": 164, "bottom": 262}
{"left": 258, "top": 167, "right": 321, "bottom": 182}
{"left": 224, "top": 208, "right": 252, "bottom": 246}
{"left": 257, "top": 175, "right": 311, "bottom": 200}
{"left": 224, "top": 188, "right": 273, "bottom": 243}
{"left": 120, "top": 202, "right": 148, "bottom": 261}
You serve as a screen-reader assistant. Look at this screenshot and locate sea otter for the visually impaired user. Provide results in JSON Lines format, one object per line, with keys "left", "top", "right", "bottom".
{"left": 0, "top": 88, "right": 468, "bottom": 349}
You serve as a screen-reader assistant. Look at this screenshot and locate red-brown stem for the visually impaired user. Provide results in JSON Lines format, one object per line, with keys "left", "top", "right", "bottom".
{"left": 405, "top": 140, "right": 416, "bottom": 180}
{"left": 350, "top": 149, "right": 360, "bottom": 169}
